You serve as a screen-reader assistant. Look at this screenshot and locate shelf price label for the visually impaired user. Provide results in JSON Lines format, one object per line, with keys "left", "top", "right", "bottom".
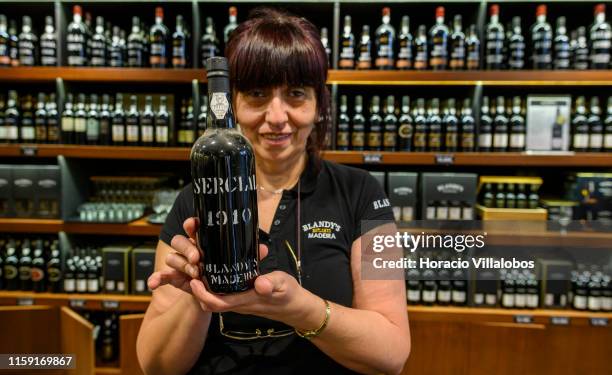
{"left": 435, "top": 154, "right": 455, "bottom": 165}
{"left": 550, "top": 316, "right": 570, "bottom": 326}
{"left": 363, "top": 153, "right": 382, "bottom": 164}
{"left": 102, "top": 300, "right": 120, "bottom": 310}
{"left": 20, "top": 145, "right": 38, "bottom": 156}
{"left": 69, "top": 299, "right": 86, "bottom": 309}
{"left": 590, "top": 317, "right": 609, "bottom": 327}
{"left": 513, "top": 315, "right": 534, "bottom": 324}
{"left": 17, "top": 297, "right": 34, "bottom": 306}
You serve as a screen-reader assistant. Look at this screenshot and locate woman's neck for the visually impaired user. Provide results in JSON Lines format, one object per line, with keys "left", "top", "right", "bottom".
{"left": 256, "top": 153, "right": 307, "bottom": 191}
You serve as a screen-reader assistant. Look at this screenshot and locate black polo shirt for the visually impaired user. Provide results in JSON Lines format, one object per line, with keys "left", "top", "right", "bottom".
{"left": 160, "top": 157, "right": 394, "bottom": 375}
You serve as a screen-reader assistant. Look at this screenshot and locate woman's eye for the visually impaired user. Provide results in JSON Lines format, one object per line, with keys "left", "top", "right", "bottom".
{"left": 247, "top": 90, "right": 266, "bottom": 98}
{"left": 289, "top": 89, "right": 305, "bottom": 98}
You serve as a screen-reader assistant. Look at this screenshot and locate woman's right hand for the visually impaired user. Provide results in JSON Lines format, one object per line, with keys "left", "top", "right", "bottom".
{"left": 147, "top": 217, "right": 201, "bottom": 294}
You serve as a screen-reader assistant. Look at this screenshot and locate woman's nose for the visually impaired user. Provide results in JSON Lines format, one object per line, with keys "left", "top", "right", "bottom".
{"left": 265, "top": 96, "right": 289, "bottom": 129}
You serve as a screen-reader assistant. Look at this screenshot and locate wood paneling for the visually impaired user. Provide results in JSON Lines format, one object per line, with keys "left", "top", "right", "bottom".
{"left": 60, "top": 306, "right": 94, "bottom": 375}
{"left": 120, "top": 314, "right": 145, "bottom": 375}
{"left": 0, "top": 291, "right": 152, "bottom": 311}
{"left": 0, "top": 67, "right": 204, "bottom": 83}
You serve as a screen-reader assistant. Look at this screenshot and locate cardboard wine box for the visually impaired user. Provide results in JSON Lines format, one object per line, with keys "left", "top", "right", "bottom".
{"left": 537, "top": 259, "right": 573, "bottom": 309}
{"left": 103, "top": 245, "right": 132, "bottom": 294}
{"left": 421, "top": 173, "right": 478, "bottom": 220}
{"left": 387, "top": 172, "right": 418, "bottom": 221}
{"left": 0, "top": 165, "right": 13, "bottom": 217}
{"left": 12, "top": 165, "right": 38, "bottom": 217}
{"left": 526, "top": 95, "right": 572, "bottom": 151}
{"left": 132, "top": 245, "right": 156, "bottom": 295}
{"left": 36, "top": 165, "right": 61, "bottom": 218}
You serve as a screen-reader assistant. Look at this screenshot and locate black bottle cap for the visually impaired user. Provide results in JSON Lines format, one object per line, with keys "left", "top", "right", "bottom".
{"left": 205, "top": 57, "right": 229, "bottom": 78}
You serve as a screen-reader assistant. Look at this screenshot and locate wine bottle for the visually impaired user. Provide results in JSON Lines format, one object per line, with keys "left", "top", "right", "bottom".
{"left": 466, "top": 24, "right": 480, "bottom": 70}
{"left": 604, "top": 96, "right": 612, "bottom": 152}
{"left": 20, "top": 94, "right": 35, "bottom": 143}
{"left": 367, "top": 96, "right": 383, "bottom": 151}
{"left": 572, "top": 96, "right": 589, "bottom": 151}
{"left": 90, "top": 16, "right": 107, "bottom": 67}
{"left": 336, "top": 95, "right": 350, "bottom": 150}
{"left": 191, "top": 57, "right": 259, "bottom": 294}
{"left": 86, "top": 94, "right": 100, "bottom": 145}
{"left": 19, "top": 239, "right": 33, "bottom": 291}
{"left": 4, "top": 240, "right": 19, "bottom": 290}
{"left": 485, "top": 5, "right": 504, "bottom": 69}
{"left": 46, "top": 93, "right": 59, "bottom": 143}
{"left": 350, "top": 95, "right": 366, "bottom": 150}
{"left": 588, "top": 97, "right": 604, "bottom": 152}
{"left": 449, "top": 15, "right": 465, "bottom": 70}
{"left": 31, "top": 240, "right": 46, "bottom": 293}
{"left": 111, "top": 93, "right": 125, "bottom": 146}
{"left": 479, "top": 97, "right": 493, "bottom": 151}
{"left": 46, "top": 241, "right": 62, "bottom": 292}
{"left": 8, "top": 20, "right": 18, "bottom": 67}
{"left": 414, "top": 25, "right": 428, "bottom": 70}
{"left": 397, "top": 96, "right": 413, "bottom": 151}
{"left": 141, "top": 95, "right": 155, "bottom": 146}
{"left": 339, "top": 16, "right": 355, "bottom": 69}
{"left": 223, "top": 7, "right": 238, "bottom": 45}
{"left": 172, "top": 15, "right": 187, "bottom": 68}
{"left": 155, "top": 95, "right": 170, "bottom": 146}
{"left": 507, "top": 17, "right": 525, "bottom": 69}
{"left": 554, "top": 17, "right": 570, "bottom": 70}
{"left": 99, "top": 94, "right": 111, "bottom": 145}
{"left": 66, "top": 5, "right": 88, "bottom": 67}
{"left": 356, "top": 25, "right": 372, "bottom": 70}
{"left": 551, "top": 106, "right": 565, "bottom": 151}
{"left": 0, "top": 15, "right": 9, "bottom": 66}
{"left": 126, "top": 95, "right": 140, "bottom": 146}
{"left": 427, "top": 98, "right": 442, "bottom": 151}
{"left": 108, "top": 26, "right": 124, "bottom": 67}
{"left": 531, "top": 5, "right": 553, "bottom": 69}
{"left": 375, "top": 7, "right": 395, "bottom": 70}
{"left": 127, "top": 17, "right": 145, "bottom": 67}
{"left": 382, "top": 95, "right": 397, "bottom": 151}
{"left": 493, "top": 96, "right": 509, "bottom": 152}
{"left": 460, "top": 98, "right": 475, "bottom": 152}
{"left": 396, "top": 16, "right": 412, "bottom": 70}
{"left": 573, "top": 27, "right": 590, "bottom": 70}
{"left": 429, "top": 7, "right": 449, "bottom": 70}
{"left": 509, "top": 96, "right": 526, "bottom": 151}
{"left": 201, "top": 17, "right": 219, "bottom": 66}
{"left": 18, "top": 16, "right": 37, "bottom": 66}
{"left": 443, "top": 98, "right": 459, "bottom": 152}
{"left": 35, "top": 93, "right": 48, "bottom": 144}
{"left": 74, "top": 93, "right": 87, "bottom": 145}
{"left": 61, "top": 93, "right": 75, "bottom": 144}
{"left": 589, "top": 4, "right": 612, "bottom": 69}
{"left": 40, "top": 16, "right": 57, "bottom": 66}
{"left": 150, "top": 7, "right": 168, "bottom": 68}
{"left": 413, "top": 98, "right": 427, "bottom": 151}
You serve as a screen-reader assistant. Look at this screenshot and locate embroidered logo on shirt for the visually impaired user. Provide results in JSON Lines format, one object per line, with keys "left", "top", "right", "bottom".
{"left": 373, "top": 198, "right": 391, "bottom": 210}
{"left": 302, "top": 220, "right": 342, "bottom": 239}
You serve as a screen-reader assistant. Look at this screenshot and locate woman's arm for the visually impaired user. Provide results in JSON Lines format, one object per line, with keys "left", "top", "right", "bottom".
{"left": 136, "top": 240, "right": 212, "bottom": 375}
{"left": 306, "top": 231, "right": 411, "bottom": 375}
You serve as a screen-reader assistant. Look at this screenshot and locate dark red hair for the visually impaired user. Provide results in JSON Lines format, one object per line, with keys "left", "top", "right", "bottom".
{"left": 225, "top": 7, "right": 330, "bottom": 157}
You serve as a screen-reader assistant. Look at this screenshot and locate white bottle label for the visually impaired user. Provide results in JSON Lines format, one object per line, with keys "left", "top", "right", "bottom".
{"left": 515, "top": 294, "right": 526, "bottom": 308}
{"left": 573, "top": 295, "right": 587, "bottom": 310}
{"left": 105, "top": 280, "right": 115, "bottom": 291}
{"left": 527, "top": 294, "right": 539, "bottom": 308}
{"left": 474, "top": 293, "right": 484, "bottom": 305}
{"left": 402, "top": 207, "right": 414, "bottom": 221}
{"left": 74, "top": 118, "right": 86, "bottom": 132}
{"left": 64, "top": 279, "right": 75, "bottom": 292}
{"left": 485, "top": 294, "right": 497, "bottom": 306}
{"left": 502, "top": 293, "right": 515, "bottom": 308}
{"left": 589, "top": 134, "right": 603, "bottom": 148}
{"left": 437, "top": 290, "right": 451, "bottom": 302}
{"left": 77, "top": 279, "right": 87, "bottom": 292}
{"left": 407, "top": 289, "right": 420, "bottom": 302}
{"left": 422, "top": 290, "right": 436, "bottom": 303}
{"left": 604, "top": 134, "right": 612, "bottom": 149}
{"left": 588, "top": 296, "right": 601, "bottom": 311}
{"left": 87, "top": 279, "right": 99, "bottom": 293}
{"left": 573, "top": 134, "right": 589, "bottom": 149}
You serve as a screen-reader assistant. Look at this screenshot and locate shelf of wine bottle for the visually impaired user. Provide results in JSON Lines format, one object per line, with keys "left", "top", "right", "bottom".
{"left": 1, "top": 145, "right": 611, "bottom": 166}
{"left": 0, "top": 291, "right": 151, "bottom": 311}
{"left": 2, "top": 67, "right": 612, "bottom": 85}
{"left": 0, "top": 218, "right": 162, "bottom": 236}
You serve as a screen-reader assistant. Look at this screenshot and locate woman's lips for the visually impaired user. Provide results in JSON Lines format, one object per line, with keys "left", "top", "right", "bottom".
{"left": 260, "top": 133, "right": 292, "bottom": 146}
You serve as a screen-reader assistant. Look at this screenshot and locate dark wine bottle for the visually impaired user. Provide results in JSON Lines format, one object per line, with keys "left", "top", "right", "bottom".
{"left": 35, "top": 93, "right": 48, "bottom": 144}
{"left": 127, "top": 17, "right": 145, "bottom": 67}
{"left": 155, "top": 95, "right": 170, "bottom": 146}
{"left": 74, "top": 93, "right": 87, "bottom": 145}
{"left": 191, "top": 57, "right": 259, "bottom": 294}
{"left": 19, "top": 239, "right": 33, "bottom": 291}
{"left": 31, "top": 240, "right": 46, "bottom": 293}
{"left": 46, "top": 241, "right": 62, "bottom": 293}
{"left": 46, "top": 93, "right": 59, "bottom": 143}
{"left": 141, "top": 95, "right": 155, "bottom": 146}
{"left": 350, "top": 95, "right": 366, "bottom": 150}
{"left": 336, "top": 95, "right": 350, "bottom": 150}
{"left": 18, "top": 16, "right": 37, "bottom": 66}
{"left": 99, "top": 94, "right": 112, "bottom": 145}
{"left": 61, "top": 93, "right": 75, "bottom": 144}
{"left": 4, "top": 239, "right": 19, "bottom": 290}
{"left": 0, "top": 15, "right": 10, "bottom": 67}
{"left": 112, "top": 93, "right": 125, "bottom": 145}
{"left": 200, "top": 17, "right": 219, "bottom": 66}
{"left": 40, "top": 16, "right": 57, "bottom": 66}
{"left": 397, "top": 96, "right": 413, "bottom": 151}
{"left": 126, "top": 95, "right": 140, "bottom": 146}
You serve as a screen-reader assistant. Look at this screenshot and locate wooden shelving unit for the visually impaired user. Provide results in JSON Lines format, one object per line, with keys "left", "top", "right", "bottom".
{"left": 0, "top": 291, "right": 151, "bottom": 311}
{"left": 1, "top": 290, "right": 610, "bottom": 326}
{"left": 0, "top": 217, "right": 162, "bottom": 236}
{"left": 1, "top": 145, "right": 611, "bottom": 166}
{"left": 0, "top": 67, "right": 204, "bottom": 83}
{"left": 2, "top": 67, "right": 612, "bottom": 86}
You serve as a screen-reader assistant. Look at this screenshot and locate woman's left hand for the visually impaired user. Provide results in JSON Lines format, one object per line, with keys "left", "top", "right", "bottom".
{"left": 189, "top": 245, "right": 325, "bottom": 330}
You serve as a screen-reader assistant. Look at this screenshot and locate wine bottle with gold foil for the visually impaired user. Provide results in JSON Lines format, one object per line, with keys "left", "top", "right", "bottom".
{"left": 191, "top": 57, "right": 259, "bottom": 294}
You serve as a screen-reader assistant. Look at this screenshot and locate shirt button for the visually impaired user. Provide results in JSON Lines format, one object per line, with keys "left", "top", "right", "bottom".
{"left": 274, "top": 219, "right": 281, "bottom": 226}
{"left": 279, "top": 204, "right": 286, "bottom": 210}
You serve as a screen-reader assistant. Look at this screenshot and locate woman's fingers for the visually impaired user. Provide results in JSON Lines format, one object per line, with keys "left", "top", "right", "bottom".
{"left": 171, "top": 234, "right": 200, "bottom": 264}
{"left": 166, "top": 252, "right": 199, "bottom": 278}
{"left": 183, "top": 217, "right": 199, "bottom": 240}
{"left": 258, "top": 244, "right": 269, "bottom": 260}
{"left": 148, "top": 269, "right": 192, "bottom": 293}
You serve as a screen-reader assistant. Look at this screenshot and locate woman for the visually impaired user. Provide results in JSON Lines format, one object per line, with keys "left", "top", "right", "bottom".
{"left": 137, "top": 8, "right": 410, "bottom": 375}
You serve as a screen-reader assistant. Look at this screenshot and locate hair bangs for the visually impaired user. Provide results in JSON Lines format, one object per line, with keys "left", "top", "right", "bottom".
{"left": 227, "top": 12, "right": 327, "bottom": 93}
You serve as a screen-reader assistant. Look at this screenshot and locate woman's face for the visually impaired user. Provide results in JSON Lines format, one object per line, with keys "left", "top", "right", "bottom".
{"left": 234, "top": 85, "right": 317, "bottom": 164}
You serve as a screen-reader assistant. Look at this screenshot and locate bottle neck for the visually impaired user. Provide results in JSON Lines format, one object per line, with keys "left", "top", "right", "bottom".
{"left": 596, "top": 12, "right": 605, "bottom": 24}
{"left": 207, "top": 75, "right": 235, "bottom": 129}
{"left": 74, "top": 14, "right": 82, "bottom": 23}
{"left": 156, "top": 16, "right": 163, "bottom": 25}
{"left": 537, "top": 14, "right": 546, "bottom": 24}
{"left": 229, "top": 15, "right": 237, "bottom": 24}
{"left": 382, "top": 15, "right": 390, "bottom": 25}
{"left": 436, "top": 16, "right": 444, "bottom": 25}
{"left": 491, "top": 15, "right": 499, "bottom": 24}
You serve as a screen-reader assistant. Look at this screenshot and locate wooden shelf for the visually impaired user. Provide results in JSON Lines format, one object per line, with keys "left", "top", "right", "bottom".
{"left": 407, "top": 305, "right": 612, "bottom": 326}
{"left": 327, "top": 70, "right": 612, "bottom": 86}
{"left": 0, "top": 67, "right": 204, "bottom": 83}
{"left": 0, "top": 291, "right": 151, "bottom": 311}
{"left": 2, "top": 67, "right": 612, "bottom": 86}
{"left": 95, "top": 367, "right": 121, "bottom": 375}
{"left": 398, "top": 224, "right": 612, "bottom": 248}
{"left": 2, "top": 145, "right": 611, "bottom": 166}
{"left": 0, "top": 217, "right": 162, "bottom": 236}
{"left": 1, "top": 291, "right": 609, "bottom": 324}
